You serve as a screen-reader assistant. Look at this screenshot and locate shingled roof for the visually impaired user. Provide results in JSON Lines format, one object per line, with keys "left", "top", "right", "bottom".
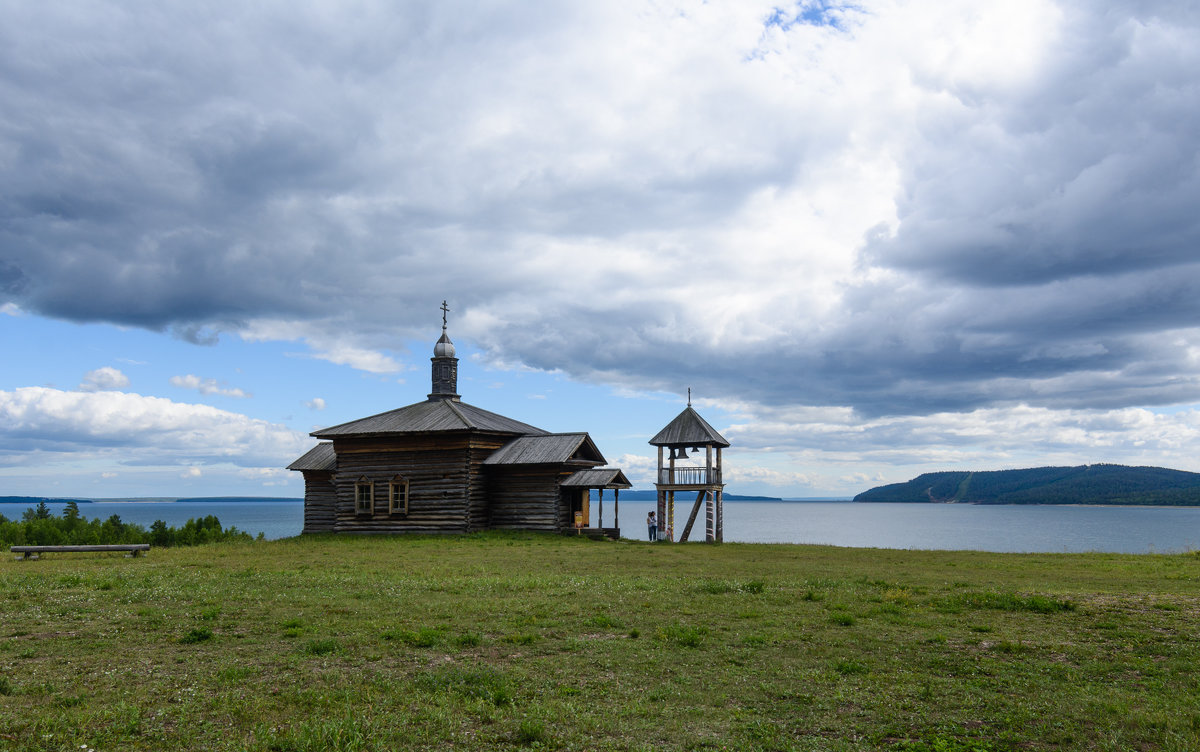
{"left": 287, "top": 442, "right": 336, "bottom": 471}
{"left": 648, "top": 406, "right": 730, "bottom": 448}
{"left": 311, "top": 399, "right": 546, "bottom": 438}
{"left": 561, "top": 468, "right": 632, "bottom": 489}
{"left": 482, "top": 433, "right": 606, "bottom": 466}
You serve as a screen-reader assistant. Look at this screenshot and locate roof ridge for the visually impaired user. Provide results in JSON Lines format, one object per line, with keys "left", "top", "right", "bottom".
{"left": 441, "top": 399, "right": 471, "bottom": 428}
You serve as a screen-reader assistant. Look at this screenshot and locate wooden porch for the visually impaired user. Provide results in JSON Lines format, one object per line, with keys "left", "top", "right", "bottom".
{"left": 562, "top": 467, "right": 631, "bottom": 539}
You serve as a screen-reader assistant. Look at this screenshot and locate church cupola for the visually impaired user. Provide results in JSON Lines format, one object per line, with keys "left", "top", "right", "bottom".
{"left": 429, "top": 300, "right": 460, "bottom": 401}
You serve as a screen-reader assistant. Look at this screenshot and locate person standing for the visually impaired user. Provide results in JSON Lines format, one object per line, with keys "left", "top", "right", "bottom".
{"left": 647, "top": 510, "right": 657, "bottom": 541}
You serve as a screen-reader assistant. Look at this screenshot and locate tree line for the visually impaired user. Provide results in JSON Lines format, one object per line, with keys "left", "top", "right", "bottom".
{"left": 0, "top": 501, "right": 256, "bottom": 547}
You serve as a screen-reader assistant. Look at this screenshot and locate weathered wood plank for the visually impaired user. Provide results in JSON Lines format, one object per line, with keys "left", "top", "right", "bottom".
{"left": 678, "top": 491, "right": 706, "bottom": 542}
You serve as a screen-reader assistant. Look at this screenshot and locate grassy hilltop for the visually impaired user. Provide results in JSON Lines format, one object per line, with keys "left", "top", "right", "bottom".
{"left": 2, "top": 533, "right": 1200, "bottom": 751}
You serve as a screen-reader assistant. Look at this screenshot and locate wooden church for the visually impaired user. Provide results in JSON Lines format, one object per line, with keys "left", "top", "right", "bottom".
{"left": 288, "top": 306, "right": 630, "bottom": 536}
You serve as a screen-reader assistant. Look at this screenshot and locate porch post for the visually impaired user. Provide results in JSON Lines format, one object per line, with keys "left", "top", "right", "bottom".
{"left": 598, "top": 488, "right": 604, "bottom": 528}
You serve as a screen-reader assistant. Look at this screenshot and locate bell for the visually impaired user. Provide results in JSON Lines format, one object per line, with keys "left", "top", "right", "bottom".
{"left": 670, "top": 447, "right": 689, "bottom": 460}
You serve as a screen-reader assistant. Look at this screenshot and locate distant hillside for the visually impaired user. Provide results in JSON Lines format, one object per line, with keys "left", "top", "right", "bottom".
{"left": 0, "top": 496, "right": 92, "bottom": 504}
{"left": 854, "top": 464, "right": 1200, "bottom": 506}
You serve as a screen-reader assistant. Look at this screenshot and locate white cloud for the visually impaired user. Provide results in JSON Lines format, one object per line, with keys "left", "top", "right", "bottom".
{"left": 100, "top": 471, "right": 117, "bottom": 479}
{"left": 616, "top": 453, "right": 658, "bottom": 488}
{"left": 240, "top": 321, "right": 403, "bottom": 375}
{"left": 238, "top": 467, "right": 291, "bottom": 487}
{"left": 724, "top": 465, "right": 812, "bottom": 488}
{"left": 1, "top": 303, "right": 22, "bottom": 316}
{"left": 181, "top": 466, "right": 202, "bottom": 479}
{"left": 304, "top": 397, "right": 325, "bottom": 410}
{"left": 79, "top": 367, "right": 130, "bottom": 392}
{"left": 311, "top": 345, "right": 401, "bottom": 374}
{"left": 0, "top": 387, "right": 310, "bottom": 468}
{"left": 714, "top": 399, "right": 1200, "bottom": 493}
{"left": 170, "top": 374, "right": 250, "bottom": 398}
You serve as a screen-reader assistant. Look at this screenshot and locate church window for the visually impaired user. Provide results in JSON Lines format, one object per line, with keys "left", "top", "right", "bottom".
{"left": 355, "top": 479, "right": 373, "bottom": 515}
{"left": 389, "top": 476, "right": 409, "bottom": 515}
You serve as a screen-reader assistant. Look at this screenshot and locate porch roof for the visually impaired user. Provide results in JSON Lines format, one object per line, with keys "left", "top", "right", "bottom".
{"left": 561, "top": 468, "right": 632, "bottom": 489}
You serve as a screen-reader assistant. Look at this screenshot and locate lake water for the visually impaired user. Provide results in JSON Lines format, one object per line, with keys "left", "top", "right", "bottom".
{"left": 5, "top": 499, "right": 1200, "bottom": 554}
{"left": 1, "top": 500, "right": 305, "bottom": 542}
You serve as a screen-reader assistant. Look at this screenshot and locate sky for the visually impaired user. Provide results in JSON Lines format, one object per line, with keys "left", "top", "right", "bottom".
{"left": 2, "top": 0, "right": 1200, "bottom": 499}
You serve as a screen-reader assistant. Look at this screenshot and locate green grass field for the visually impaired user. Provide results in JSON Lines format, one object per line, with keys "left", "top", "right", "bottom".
{"left": 2, "top": 532, "right": 1199, "bottom": 751}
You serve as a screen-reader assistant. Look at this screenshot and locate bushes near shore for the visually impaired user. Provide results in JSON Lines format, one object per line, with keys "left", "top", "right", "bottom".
{"left": 0, "top": 500, "right": 253, "bottom": 547}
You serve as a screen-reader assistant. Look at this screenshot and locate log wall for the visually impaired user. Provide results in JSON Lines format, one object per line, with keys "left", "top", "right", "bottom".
{"left": 326, "top": 433, "right": 511, "bottom": 534}
{"left": 301, "top": 470, "right": 336, "bottom": 533}
{"left": 487, "top": 466, "right": 573, "bottom": 532}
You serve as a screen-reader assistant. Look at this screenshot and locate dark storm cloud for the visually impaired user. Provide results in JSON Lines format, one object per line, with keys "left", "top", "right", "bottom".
{"left": 0, "top": 1, "right": 396, "bottom": 329}
{"left": 2, "top": 1, "right": 1199, "bottom": 419}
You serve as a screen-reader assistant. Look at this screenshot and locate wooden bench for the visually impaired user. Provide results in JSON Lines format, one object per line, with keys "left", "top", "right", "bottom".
{"left": 11, "top": 544, "right": 150, "bottom": 560}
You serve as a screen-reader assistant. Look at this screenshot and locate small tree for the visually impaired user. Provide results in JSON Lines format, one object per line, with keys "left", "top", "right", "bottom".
{"left": 64, "top": 500, "right": 80, "bottom": 521}
{"left": 150, "top": 519, "right": 172, "bottom": 547}
{"left": 101, "top": 514, "right": 127, "bottom": 543}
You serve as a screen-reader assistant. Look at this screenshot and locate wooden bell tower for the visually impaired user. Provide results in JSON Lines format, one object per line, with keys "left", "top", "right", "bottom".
{"left": 649, "top": 390, "right": 730, "bottom": 542}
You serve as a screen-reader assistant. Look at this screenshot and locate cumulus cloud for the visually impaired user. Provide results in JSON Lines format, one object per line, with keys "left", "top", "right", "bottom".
{"left": 0, "top": 387, "right": 309, "bottom": 467}
{"left": 713, "top": 398, "right": 1200, "bottom": 492}
{"left": 724, "top": 465, "right": 812, "bottom": 488}
{"left": 238, "top": 467, "right": 292, "bottom": 487}
{"left": 79, "top": 367, "right": 130, "bottom": 392}
{"left": 170, "top": 374, "right": 250, "bottom": 398}
{"left": 0, "top": 0, "right": 1197, "bottom": 428}
{"left": 616, "top": 453, "right": 658, "bottom": 488}
{"left": 304, "top": 397, "right": 325, "bottom": 411}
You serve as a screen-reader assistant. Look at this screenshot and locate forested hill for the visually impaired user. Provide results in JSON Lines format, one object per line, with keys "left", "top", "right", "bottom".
{"left": 854, "top": 464, "right": 1200, "bottom": 505}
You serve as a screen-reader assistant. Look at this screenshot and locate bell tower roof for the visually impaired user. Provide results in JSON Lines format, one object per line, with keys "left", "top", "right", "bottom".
{"left": 648, "top": 394, "right": 730, "bottom": 448}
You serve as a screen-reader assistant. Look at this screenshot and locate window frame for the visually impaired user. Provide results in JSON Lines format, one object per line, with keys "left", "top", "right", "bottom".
{"left": 388, "top": 476, "right": 409, "bottom": 516}
{"left": 354, "top": 478, "right": 374, "bottom": 516}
